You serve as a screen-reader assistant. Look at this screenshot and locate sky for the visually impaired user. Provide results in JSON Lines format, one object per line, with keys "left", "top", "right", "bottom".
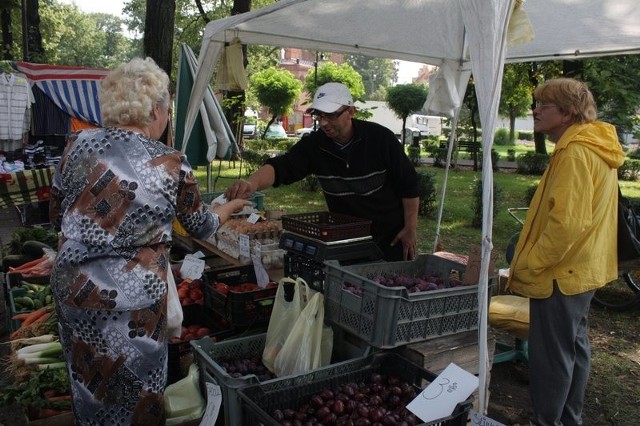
{"left": 58, "top": 0, "right": 424, "bottom": 83}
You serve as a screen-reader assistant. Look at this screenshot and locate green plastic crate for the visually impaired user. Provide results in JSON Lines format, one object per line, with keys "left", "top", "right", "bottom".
{"left": 323, "top": 254, "right": 479, "bottom": 348}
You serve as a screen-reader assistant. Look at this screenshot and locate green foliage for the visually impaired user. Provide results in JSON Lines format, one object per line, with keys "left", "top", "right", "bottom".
{"left": 516, "top": 151, "right": 550, "bottom": 175}
{"left": 517, "top": 131, "right": 534, "bottom": 141}
{"left": 304, "top": 61, "right": 366, "bottom": 103}
{"left": 627, "top": 148, "right": 640, "bottom": 159}
{"left": 250, "top": 67, "right": 303, "bottom": 137}
{"left": 471, "top": 178, "right": 503, "bottom": 228}
{"left": 407, "top": 146, "right": 421, "bottom": 166}
{"left": 240, "top": 149, "right": 270, "bottom": 176}
{"left": 386, "top": 84, "right": 428, "bottom": 145}
{"left": 499, "top": 63, "right": 534, "bottom": 143}
{"left": 7, "top": 226, "right": 58, "bottom": 255}
{"left": 524, "top": 185, "right": 538, "bottom": 205}
{"left": 344, "top": 55, "right": 396, "bottom": 100}
{"left": 416, "top": 171, "right": 437, "bottom": 217}
{"left": 493, "top": 128, "right": 512, "bottom": 146}
{"left": 298, "top": 175, "right": 321, "bottom": 192}
{"left": 507, "top": 149, "right": 517, "bottom": 162}
{"left": 618, "top": 159, "right": 640, "bottom": 181}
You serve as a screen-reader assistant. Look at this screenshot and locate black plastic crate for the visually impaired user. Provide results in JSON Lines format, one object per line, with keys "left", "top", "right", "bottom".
{"left": 203, "top": 265, "right": 277, "bottom": 328}
{"left": 237, "top": 351, "right": 472, "bottom": 426}
{"left": 281, "top": 211, "right": 372, "bottom": 242}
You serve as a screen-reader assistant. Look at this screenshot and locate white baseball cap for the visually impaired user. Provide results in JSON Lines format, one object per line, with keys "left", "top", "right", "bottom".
{"left": 306, "top": 82, "right": 353, "bottom": 113}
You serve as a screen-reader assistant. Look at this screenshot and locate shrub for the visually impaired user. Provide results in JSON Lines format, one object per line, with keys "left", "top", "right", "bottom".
{"left": 298, "top": 174, "right": 321, "bottom": 192}
{"left": 507, "top": 149, "right": 516, "bottom": 162}
{"left": 471, "top": 178, "right": 503, "bottom": 228}
{"left": 416, "top": 171, "right": 437, "bottom": 217}
{"left": 407, "top": 146, "right": 421, "bottom": 166}
{"left": 240, "top": 149, "right": 270, "bottom": 176}
{"left": 518, "top": 131, "right": 534, "bottom": 141}
{"left": 618, "top": 158, "right": 640, "bottom": 181}
{"left": 524, "top": 184, "right": 538, "bottom": 205}
{"left": 627, "top": 148, "right": 640, "bottom": 159}
{"left": 516, "top": 151, "right": 550, "bottom": 175}
{"left": 478, "top": 149, "right": 501, "bottom": 171}
{"left": 493, "top": 128, "right": 512, "bottom": 146}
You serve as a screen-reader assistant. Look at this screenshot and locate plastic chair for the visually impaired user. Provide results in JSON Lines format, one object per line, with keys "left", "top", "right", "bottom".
{"left": 488, "top": 231, "right": 530, "bottom": 364}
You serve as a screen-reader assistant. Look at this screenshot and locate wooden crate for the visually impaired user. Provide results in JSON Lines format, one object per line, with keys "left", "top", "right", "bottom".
{"left": 394, "top": 330, "right": 496, "bottom": 411}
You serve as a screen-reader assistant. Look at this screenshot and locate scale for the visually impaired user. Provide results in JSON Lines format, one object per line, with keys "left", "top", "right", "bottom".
{"left": 279, "top": 231, "right": 383, "bottom": 291}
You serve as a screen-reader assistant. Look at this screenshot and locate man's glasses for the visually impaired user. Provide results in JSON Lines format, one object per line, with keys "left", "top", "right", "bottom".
{"left": 312, "top": 107, "right": 349, "bottom": 122}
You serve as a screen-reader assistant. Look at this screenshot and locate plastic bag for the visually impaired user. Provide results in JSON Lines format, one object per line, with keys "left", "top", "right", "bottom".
{"left": 273, "top": 290, "right": 332, "bottom": 377}
{"left": 262, "top": 277, "right": 303, "bottom": 372}
{"left": 166, "top": 269, "right": 183, "bottom": 338}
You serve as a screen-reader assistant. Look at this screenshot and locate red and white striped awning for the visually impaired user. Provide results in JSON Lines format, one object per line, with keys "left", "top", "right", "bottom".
{"left": 15, "top": 61, "right": 110, "bottom": 126}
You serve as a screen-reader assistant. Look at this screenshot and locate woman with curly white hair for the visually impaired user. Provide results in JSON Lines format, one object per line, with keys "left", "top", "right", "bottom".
{"left": 49, "top": 57, "right": 248, "bottom": 425}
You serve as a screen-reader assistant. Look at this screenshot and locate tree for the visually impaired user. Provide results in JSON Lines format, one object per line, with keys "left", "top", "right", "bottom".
{"left": 499, "top": 63, "right": 532, "bottom": 144}
{"left": 303, "top": 61, "right": 365, "bottom": 105}
{"left": 143, "top": 0, "right": 176, "bottom": 78}
{"left": 250, "top": 67, "right": 302, "bottom": 139}
{"left": 386, "top": 84, "right": 427, "bottom": 146}
{"left": 25, "top": 0, "right": 44, "bottom": 62}
{"left": 345, "top": 55, "right": 396, "bottom": 100}
{"left": 0, "top": 0, "right": 19, "bottom": 60}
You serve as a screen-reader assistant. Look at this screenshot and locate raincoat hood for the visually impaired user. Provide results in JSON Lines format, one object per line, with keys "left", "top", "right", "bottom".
{"left": 555, "top": 121, "right": 625, "bottom": 169}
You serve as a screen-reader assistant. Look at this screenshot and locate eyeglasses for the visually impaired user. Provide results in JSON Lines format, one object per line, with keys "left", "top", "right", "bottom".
{"left": 535, "top": 102, "right": 557, "bottom": 110}
{"left": 312, "top": 107, "right": 349, "bottom": 122}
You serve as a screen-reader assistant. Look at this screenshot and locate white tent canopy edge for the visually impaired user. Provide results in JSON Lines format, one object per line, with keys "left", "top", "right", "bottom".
{"left": 182, "top": 0, "right": 640, "bottom": 416}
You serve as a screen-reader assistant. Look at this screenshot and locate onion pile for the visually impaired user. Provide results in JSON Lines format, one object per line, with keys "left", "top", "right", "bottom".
{"left": 270, "top": 373, "right": 419, "bottom": 425}
{"left": 344, "top": 270, "right": 465, "bottom": 296}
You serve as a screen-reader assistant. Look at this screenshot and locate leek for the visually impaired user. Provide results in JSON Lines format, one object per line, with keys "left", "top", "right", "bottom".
{"left": 16, "top": 341, "right": 62, "bottom": 357}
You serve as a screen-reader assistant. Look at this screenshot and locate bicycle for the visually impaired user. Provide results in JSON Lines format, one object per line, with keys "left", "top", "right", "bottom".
{"left": 506, "top": 207, "right": 640, "bottom": 312}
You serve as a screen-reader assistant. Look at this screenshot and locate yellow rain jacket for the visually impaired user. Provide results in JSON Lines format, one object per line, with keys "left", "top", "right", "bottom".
{"left": 507, "top": 122, "right": 625, "bottom": 298}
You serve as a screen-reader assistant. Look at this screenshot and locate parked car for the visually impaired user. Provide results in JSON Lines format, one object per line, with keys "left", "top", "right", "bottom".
{"left": 265, "top": 123, "right": 288, "bottom": 139}
{"left": 243, "top": 123, "right": 257, "bottom": 138}
{"left": 295, "top": 126, "right": 315, "bottom": 137}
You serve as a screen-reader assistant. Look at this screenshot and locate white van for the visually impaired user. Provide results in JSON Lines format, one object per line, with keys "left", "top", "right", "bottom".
{"left": 408, "top": 114, "right": 444, "bottom": 137}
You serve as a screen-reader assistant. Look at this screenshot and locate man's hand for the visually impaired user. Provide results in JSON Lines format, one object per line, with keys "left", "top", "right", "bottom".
{"left": 225, "top": 179, "right": 254, "bottom": 200}
{"left": 391, "top": 226, "right": 417, "bottom": 261}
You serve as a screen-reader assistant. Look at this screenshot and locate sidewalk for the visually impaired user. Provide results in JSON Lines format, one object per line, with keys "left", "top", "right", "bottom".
{"left": 420, "top": 157, "right": 518, "bottom": 170}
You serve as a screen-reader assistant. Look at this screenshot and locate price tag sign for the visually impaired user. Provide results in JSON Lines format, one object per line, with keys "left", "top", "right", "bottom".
{"left": 251, "top": 248, "right": 270, "bottom": 288}
{"left": 406, "top": 363, "right": 478, "bottom": 423}
{"left": 239, "top": 234, "right": 251, "bottom": 259}
{"left": 469, "top": 410, "right": 506, "bottom": 426}
{"left": 247, "top": 212, "right": 261, "bottom": 224}
{"left": 199, "top": 382, "right": 222, "bottom": 425}
{"left": 179, "top": 254, "right": 205, "bottom": 280}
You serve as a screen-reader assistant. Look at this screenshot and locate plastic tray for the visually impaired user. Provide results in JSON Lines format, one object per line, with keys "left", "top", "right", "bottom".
{"left": 281, "top": 211, "right": 372, "bottom": 242}
{"left": 323, "top": 254, "right": 479, "bottom": 348}
{"left": 168, "top": 305, "right": 237, "bottom": 385}
{"left": 5, "top": 272, "right": 50, "bottom": 290}
{"left": 201, "top": 191, "right": 265, "bottom": 211}
{"left": 204, "top": 265, "right": 277, "bottom": 329}
{"left": 237, "top": 351, "right": 472, "bottom": 426}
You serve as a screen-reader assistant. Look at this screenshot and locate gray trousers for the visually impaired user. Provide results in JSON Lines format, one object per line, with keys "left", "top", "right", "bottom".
{"left": 529, "top": 282, "right": 595, "bottom": 426}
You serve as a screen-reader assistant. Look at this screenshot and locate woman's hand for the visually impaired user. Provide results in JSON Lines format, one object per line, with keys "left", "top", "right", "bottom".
{"left": 225, "top": 180, "right": 254, "bottom": 200}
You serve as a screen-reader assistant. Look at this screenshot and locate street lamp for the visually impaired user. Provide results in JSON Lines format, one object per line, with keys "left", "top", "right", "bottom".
{"left": 313, "top": 51, "right": 326, "bottom": 130}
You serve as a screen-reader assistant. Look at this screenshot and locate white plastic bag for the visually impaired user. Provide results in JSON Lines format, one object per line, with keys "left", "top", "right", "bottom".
{"left": 262, "top": 277, "right": 303, "bottom": 372}
{"left": 273, "top": 291, "right": 332, "bottom": 377}
{"left": 167, "top": 270, "right": 183, "bottom": 338}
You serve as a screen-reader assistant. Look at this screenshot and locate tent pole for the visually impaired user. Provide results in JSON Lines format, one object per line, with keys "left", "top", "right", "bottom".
{"left": 432, "top": 108, "right": 462, "bottom": 252}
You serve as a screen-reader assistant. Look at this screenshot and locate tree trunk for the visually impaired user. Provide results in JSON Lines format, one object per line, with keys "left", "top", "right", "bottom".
{"left": 1, "top": 8, "right": 12, "bottom": 60}
{"left": 25, "top": 0, "right": 43, "bottom": 62}
{"left": 143, "top": 0, "right": 176, "bottom": 79}
{"left": 226, "top": 0, "right": 251, "bottom": 151}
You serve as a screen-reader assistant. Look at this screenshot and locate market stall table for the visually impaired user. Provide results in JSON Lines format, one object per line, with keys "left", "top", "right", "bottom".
{"left": 0, "top": 168, "right": 54, "bottom": 225}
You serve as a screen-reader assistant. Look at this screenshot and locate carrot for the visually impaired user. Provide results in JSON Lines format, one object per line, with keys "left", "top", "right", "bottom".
{"left": 10, "top": 308, "right": 53, "bottom": 340}
{"left": 11, "top": 312, "right": 32, "bottom": 321}
{"left": 9, "top": 256, "right": 46, "bottom": 272}
{"left": 37, "top": 408, "right": 72, "bottom": 419}
{"left": 46, "top": 395, "right": 72, "bottom": 402}
{"left": 21, "top": 305, "right": 53, "bottom": 328}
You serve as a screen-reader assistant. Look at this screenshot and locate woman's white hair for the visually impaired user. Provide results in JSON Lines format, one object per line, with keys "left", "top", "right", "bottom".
{"left": 100, "top": 57, "right": 170, "bottom": 127}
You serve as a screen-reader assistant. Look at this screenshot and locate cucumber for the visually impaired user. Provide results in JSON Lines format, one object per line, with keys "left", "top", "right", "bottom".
{"left": 13, "top": 296, "right": 35, "bottom": 309}
{"left": 21, "top": 240, "right": 53, "bottom": 259}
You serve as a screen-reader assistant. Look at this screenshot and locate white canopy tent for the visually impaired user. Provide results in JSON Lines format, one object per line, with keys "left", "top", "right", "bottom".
{"left": 182, "top": 0, "right": 640, "bottom": 414}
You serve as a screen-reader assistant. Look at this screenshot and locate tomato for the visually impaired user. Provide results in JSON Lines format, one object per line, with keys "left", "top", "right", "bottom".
{"left": 189, "top": 289, "right": 204, "bottom": 302}
{"left": 196, "top": 327, "right": 210, "bottom": 337}
{"left": 182, "top": 333, "right": 195, "bottom": 341}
